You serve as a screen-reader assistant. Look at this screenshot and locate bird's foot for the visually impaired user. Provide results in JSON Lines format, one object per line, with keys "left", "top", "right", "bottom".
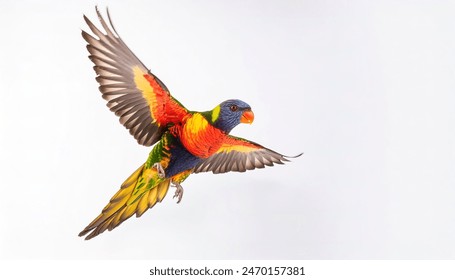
{"left": 152, "top": 162, "right": 165, "bottom": 179}
{"left": 171, "top": 181, "right": 184, "bottom": 204}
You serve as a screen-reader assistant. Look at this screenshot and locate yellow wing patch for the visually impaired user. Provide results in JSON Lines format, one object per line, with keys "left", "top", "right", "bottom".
{"left": 219, "top": 142, "right": 258, "bottom": 154}
{"left": 133, "top": 66, "right": 156, "bottom": 118}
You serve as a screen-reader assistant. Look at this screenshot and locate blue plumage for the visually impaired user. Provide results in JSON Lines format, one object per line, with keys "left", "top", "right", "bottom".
{"left": 165, "top": 136, "right": 203, "bottom": 178}
{"left": 213, "top": 99, "right": 251, "bottom": 133}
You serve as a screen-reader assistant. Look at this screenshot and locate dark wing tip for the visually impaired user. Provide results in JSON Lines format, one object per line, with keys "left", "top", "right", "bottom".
{"left": 78, "top": 229, "right": 91, "bottom": 240}
{"left": 95, "top": 5, "right": 101, "bottom": 16}
{"left": 106, "top": 7, "right": 118, "bottom": 34}
{"left": 285, "top": 152, "right": 303, "bottom": 159}
{"left": 278, "top": 152, "right": 303, "bottom": 162}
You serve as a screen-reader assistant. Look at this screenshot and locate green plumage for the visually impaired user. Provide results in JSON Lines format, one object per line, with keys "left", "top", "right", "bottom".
{"left": 78, "top": 7, "right": 301, "bottom": 240}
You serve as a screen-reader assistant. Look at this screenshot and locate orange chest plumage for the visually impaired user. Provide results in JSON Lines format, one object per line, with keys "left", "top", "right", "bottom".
{"left": 170, "top": 113, "right": 226, "bottom": 159}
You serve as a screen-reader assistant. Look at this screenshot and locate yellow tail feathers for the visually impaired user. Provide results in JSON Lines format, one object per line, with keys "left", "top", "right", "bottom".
{"left": 79, "top": 164, "right": 170, "bottom": 240}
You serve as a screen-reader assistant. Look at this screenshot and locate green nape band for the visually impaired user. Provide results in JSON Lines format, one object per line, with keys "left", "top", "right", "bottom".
{"left": 211, "top": 105, "right": 220, "bottom": 123}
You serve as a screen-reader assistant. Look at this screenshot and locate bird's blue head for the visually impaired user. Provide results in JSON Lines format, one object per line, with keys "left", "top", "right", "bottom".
{"left": 211, "top": 99, "right": 254, "bottom": 133}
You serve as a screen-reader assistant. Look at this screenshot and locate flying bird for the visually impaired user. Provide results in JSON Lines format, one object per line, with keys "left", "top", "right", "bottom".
{"left": 79, "top": 7, "right": 302, "bottom": 240}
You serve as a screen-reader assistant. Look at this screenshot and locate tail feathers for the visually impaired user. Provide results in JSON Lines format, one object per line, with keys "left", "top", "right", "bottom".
{"left": 79, "top": 164, "right": 171, "bottom": 240}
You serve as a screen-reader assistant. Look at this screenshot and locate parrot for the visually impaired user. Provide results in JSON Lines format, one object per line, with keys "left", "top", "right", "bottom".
{"left": 78, "top": 7, "right": 302, "bottom": 240}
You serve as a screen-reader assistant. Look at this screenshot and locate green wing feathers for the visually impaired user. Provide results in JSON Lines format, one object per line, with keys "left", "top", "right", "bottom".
{"left": 78, "top": 164, "right": 170, "bottom": 240}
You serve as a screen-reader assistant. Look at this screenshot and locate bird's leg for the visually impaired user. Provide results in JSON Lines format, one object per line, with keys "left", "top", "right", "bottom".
{"left": 152, "top": 162, "right": 165, "bottom": 179}
{"left": 171, "top": 181, "right": 184, "bottom": 204}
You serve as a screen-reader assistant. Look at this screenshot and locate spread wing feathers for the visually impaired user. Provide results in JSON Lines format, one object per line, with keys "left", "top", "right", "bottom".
{"left": 78, "top": 164, "right": 170, "bottom": 240}
{"left": 82, "top": 7, "right": 189, "bottom": 146}
{"left": 193, "top": 136, "right": 302, "bottom": 174}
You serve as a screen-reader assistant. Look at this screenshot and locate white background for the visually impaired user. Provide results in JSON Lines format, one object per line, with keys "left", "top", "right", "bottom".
{"left": 1, "top": 0, "right": 454, "bottom": 259}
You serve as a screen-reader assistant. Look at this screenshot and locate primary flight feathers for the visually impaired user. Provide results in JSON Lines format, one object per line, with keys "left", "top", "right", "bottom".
{"left": 82, "top": 9, "right": 187, "bottom": 146}
{"left": 79, "top": 7, "right": 302, "bottom": 240}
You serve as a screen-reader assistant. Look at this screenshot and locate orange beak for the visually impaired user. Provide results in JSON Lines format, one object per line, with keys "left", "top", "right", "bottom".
{"left": 240, "top": 109, "right": 254, "bottom": 124}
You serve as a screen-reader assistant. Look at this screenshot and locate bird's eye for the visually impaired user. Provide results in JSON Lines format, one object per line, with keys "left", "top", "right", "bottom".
{"left": 230, "top": 105, "right": 238, "bottom": 112}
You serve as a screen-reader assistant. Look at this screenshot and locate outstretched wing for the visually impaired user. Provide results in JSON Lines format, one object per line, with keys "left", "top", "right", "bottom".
{"left": 82, "top": 7, "right": 189, "bottom": 146}
{"left": 193, "top": 136, "right": 302, "bottom": 174}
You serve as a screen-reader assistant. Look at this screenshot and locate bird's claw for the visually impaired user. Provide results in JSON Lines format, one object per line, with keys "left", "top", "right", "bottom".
{"left": 152, "top": 162, "right": 165, "bottom": 178}
{"left": 172, "top": 182, "right": 184, "bottom": 204}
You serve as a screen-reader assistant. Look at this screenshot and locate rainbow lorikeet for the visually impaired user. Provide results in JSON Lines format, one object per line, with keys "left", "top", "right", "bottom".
{"left": 79, "top": 7, "right": 302, "bottom": 240}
